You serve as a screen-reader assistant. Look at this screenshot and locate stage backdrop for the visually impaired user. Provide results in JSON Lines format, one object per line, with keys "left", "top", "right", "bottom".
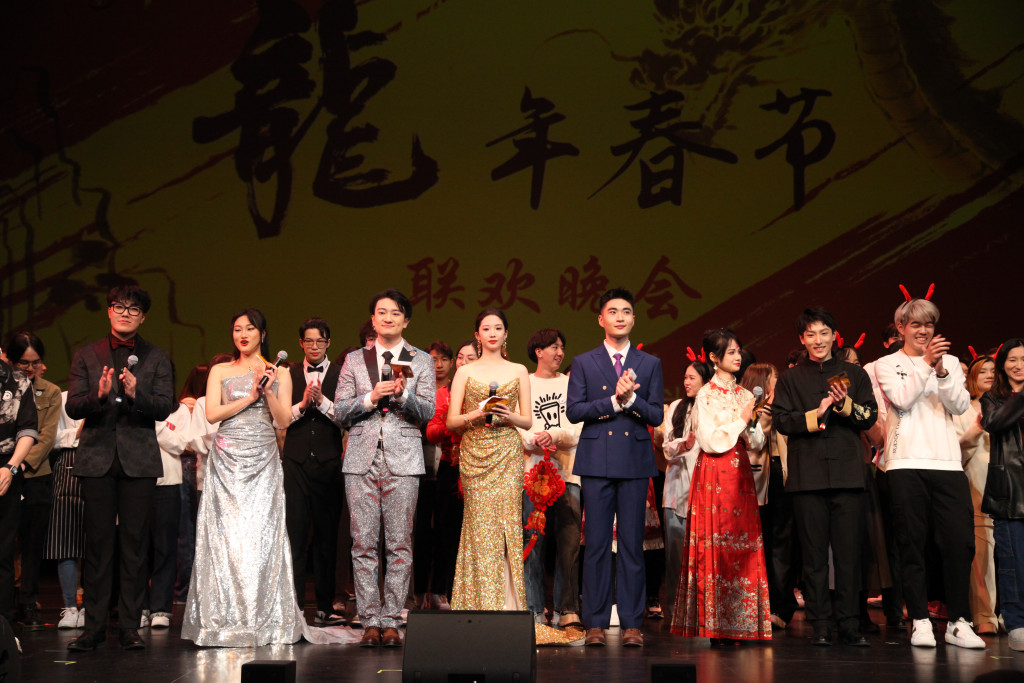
{"left": 2, "top": 0, "right": 1022, "bottom": 398}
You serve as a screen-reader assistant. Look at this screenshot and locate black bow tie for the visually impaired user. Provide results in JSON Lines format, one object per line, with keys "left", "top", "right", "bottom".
{"left": 307, "top": 365, "right": 324, "bottom": 373}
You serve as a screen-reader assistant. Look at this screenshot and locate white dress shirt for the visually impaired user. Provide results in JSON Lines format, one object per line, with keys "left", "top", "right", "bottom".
{"left": 291, "top": 359, "right": 336, "bottom": 422}
{"left": 603, "top": 340, "right": 636, "bottom": 412}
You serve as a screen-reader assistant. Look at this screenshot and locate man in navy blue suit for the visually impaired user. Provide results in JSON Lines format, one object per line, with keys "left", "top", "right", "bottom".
{"left": 566, "top": 288, "right": 664, "bottom": 648}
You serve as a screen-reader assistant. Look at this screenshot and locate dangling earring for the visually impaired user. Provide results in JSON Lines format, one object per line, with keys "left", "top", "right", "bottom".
{"left": 502, "top": 339, "right": 507, "bottom": 353}
{"left": 475, "top": 340, "right": 482, "bottom": 357}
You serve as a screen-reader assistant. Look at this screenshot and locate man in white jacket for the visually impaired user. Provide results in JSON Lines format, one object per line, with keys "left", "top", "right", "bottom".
{"left": 874, "top": 297, "right": 983, "bottom": 649}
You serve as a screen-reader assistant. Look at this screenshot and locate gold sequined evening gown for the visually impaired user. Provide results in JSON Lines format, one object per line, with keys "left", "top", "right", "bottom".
{"left": 451, "top": 377, "right": 527, "bottom": 610}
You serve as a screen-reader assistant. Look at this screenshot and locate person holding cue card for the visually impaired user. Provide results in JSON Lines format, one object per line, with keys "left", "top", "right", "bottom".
{"left": 772, "top": 307, "right": 877, "bottom": 647}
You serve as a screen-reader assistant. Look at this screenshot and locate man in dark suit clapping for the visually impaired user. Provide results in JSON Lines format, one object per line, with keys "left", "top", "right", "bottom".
{"left": 66, "top": 285, "right": 174, "bottom": 652}
{"left": 566, "top": 288, "right": 664, "bottom": 648}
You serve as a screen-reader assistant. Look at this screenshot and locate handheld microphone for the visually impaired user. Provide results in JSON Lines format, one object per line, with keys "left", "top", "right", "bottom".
{"left": 259, "top": 350, "right": 288, "bottom": 388}
{"left": 115, "top": 355, "right": 139, "bottom": 404}
{"left": 379, "top": 363, "right": 392, "bottom": 413}
{"left": 486, "top": 381, "right": 498, "bottom": 426}
{"left": 748, "top": 386, "right": 763, "bottom": 430}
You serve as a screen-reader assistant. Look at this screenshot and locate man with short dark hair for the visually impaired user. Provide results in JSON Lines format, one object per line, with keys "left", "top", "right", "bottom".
{"left": 66, "top": 284, "right": 175, "bottom": 651}
{"left": 284, "top": 317, "right": 345, "bottom": 626}
{"left": 567, "top": 288, "right": 664, "bottom": 648}
{"left": 333, "top": 290, "right": 435, "bottom": 648}
{"left": 427, "top": 341, "right": 453, "bottom": 392}
{"left": 519, "top": 328, "right": 582, "bottom": 628}
{"left": 773, "top": 307, "right": 877, "bottom": 647}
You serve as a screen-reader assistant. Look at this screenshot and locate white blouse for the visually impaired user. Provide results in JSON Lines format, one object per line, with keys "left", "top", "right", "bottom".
{"left": 692, "top": 376, "right": 764, "bottom": 455}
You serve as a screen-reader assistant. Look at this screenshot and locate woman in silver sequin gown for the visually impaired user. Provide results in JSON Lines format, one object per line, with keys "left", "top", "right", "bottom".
{"left": 182, "top": 309, "right": 359, "bottom": 647}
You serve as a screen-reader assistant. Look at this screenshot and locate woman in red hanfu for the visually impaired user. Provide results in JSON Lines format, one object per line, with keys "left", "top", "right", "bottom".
{"left": 671, "top": 328, "right": 772, "bottom": 644}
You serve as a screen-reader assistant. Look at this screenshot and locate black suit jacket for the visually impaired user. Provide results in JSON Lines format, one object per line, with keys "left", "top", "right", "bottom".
{"left": 66, "top": 335, "right": 175, "bottom": 478}
{"left": 282, "top": 362, "right": 344, "bottom": 463}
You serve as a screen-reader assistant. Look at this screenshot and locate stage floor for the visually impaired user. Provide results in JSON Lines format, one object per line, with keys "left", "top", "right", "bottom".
{"left": 14, "top": 595, "right": 1024, "bottom": 683}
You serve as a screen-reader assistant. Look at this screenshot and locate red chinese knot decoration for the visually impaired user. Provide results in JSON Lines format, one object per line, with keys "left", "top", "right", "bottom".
{"left": 522, "top": 448, "right": 566, "bottom": 560}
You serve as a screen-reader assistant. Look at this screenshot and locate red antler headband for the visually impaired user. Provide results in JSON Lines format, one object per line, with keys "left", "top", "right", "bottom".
{"left": 968, "top": 345, "right": 979, "bottom": 361}
{"left": 836, "top": 333, "right": 866, "bottom": 350}
{"left": 899, "top": 283, "right": 935, "bottom": 301}
{"left": 685, "top": 346, "right": 707, "bottom": 363}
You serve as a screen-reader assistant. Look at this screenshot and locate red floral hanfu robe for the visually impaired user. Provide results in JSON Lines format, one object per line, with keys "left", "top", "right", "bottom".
{"left": 671, "top": 376, "right": 772, "bottom": 640}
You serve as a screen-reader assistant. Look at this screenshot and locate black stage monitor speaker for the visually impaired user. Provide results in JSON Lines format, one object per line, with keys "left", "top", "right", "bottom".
{"left": 403, "top": 610, "right": 536, "bottom": 683}
{"left": 650, "top": 659, "right": 697, "bottom": 683}
{"left": 240, "top": 659, "right": 296, "bottom": 683}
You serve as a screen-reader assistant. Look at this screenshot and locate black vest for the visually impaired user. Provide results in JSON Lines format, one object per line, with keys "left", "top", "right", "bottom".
{"left": 282, "top": 362, "right": 344, "bottom": 463}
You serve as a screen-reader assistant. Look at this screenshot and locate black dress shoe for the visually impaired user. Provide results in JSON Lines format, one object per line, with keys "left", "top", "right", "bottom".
{"left": 68, "top": 631, "right": 103, "bottom": 652}
{"left": 812, "top": 629, "right": 833, "bottom": 646}
{"left": 19, "top": 605, "right": 46, "bottom": 631}
{"left": 119, "top": 628, "right": 146, "bottom": 650}
{"left": 859, "top": 618, "right": 880, "bottom": 634}
{"left": 839, "top": 632, "right": 871, "bottom": 647}
{"left": 886, "top": 618, "right": 908, "bottom": 633}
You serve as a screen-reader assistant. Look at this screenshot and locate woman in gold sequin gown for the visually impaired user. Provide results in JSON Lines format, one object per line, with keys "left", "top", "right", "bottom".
{"left": 446, "top": 309, "right": 533, "bottom": 611}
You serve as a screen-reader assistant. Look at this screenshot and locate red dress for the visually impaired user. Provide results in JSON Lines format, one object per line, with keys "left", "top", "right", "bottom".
{"left": 670, "top": 377, "right": 772, "bottom": 640}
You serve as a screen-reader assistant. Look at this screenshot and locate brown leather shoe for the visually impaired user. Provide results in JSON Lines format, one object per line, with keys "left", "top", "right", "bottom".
{"left": 381, "top": 627, "right": 402, "bottom": 647}
{"left": 360, "top": 626, "right": 382, "bottom": 647}
{"left": 585, "top": 627, "right": 606, "bottom": 646}
{"left": 622, "top": 628, "right": 644, "bottom": 647}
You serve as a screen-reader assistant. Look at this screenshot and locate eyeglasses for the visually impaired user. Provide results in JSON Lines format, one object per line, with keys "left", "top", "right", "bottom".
{"left": 301, "top": 339, "right": 328, "bottom": 348}
{"left": 110, "top": 303, "right": 144, "bottom": 317}
{"left": 15, "top": 359, "right": 43, "bottom": 368}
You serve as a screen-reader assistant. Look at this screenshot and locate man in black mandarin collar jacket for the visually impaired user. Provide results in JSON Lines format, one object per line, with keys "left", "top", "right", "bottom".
{"left": 773, "top": 308, "right": 876, "bottom": 647}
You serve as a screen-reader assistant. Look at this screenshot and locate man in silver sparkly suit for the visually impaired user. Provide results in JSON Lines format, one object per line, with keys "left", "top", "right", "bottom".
{"left": 333, "top": 289, "right": 435, "bottom": 648}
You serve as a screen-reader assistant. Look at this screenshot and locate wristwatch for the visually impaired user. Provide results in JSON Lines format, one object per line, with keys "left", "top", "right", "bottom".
{"left": 5, "top": 464, "right": 18, "bottom": 476}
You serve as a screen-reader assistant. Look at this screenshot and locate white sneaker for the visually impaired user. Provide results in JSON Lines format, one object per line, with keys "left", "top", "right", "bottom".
{"left": 76, "top": 608, "right": 86, "bottom": 629}
{"left": 911, "top": 618, "right": 936, "bottom": 647}
{"left": 609, "top": 604, "right": 620, "bottom": 628}
{"left": 58, "top": 607, "right": 80, "bottom": 629}
{"left": 139, "top": 609, "right": 151, "bottom": 629}
{"left": 1009, "top": 627, "right": 1024, "bottom": 651}
{"left": 945, "top": 618, "right": 985, "bottom": 649}
{"left": 150, "top": 612, "right": 171, "bottom": 629}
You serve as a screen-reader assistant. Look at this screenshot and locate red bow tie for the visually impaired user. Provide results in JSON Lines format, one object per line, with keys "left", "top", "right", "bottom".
{"left": 111, "top": 337, "right": 136, "bottom": 349}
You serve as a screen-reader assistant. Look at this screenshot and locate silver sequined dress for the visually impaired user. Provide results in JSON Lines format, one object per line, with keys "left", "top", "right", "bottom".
{"left": 182, "top": 372, "right": 303, "bottom": 647}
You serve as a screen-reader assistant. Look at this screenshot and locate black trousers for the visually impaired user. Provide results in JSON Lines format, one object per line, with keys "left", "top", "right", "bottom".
{"left": 17, "top": 474, "right": 52, "bottom": 609}
{"left": 79, "top": 455, "right": 156, "bottom": 635}
{"left": 760, "top": 457, "right": 800, "bottom": 622}
{"left": 0, "top": 473, "right": 23, "bottom": 622}
{"left": 874, "top": 469, "right": 904, "bottom": 621}
{"left": 283, "top": 455, "right": 342, "bottom": 614}
{"left": 146, "top": 484, "right": 181, "bottom": 614}
{"left": 792, "top": 489, "right": 864, "bottom": 631}
{"left": 413, "top": 478, "right": 435, "bottom": 594}
{"left": 887, "top": 468, "right": 974, "bottom": 622}
{"left": 430, "top": 461, "right": 463, "bottom": 599}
